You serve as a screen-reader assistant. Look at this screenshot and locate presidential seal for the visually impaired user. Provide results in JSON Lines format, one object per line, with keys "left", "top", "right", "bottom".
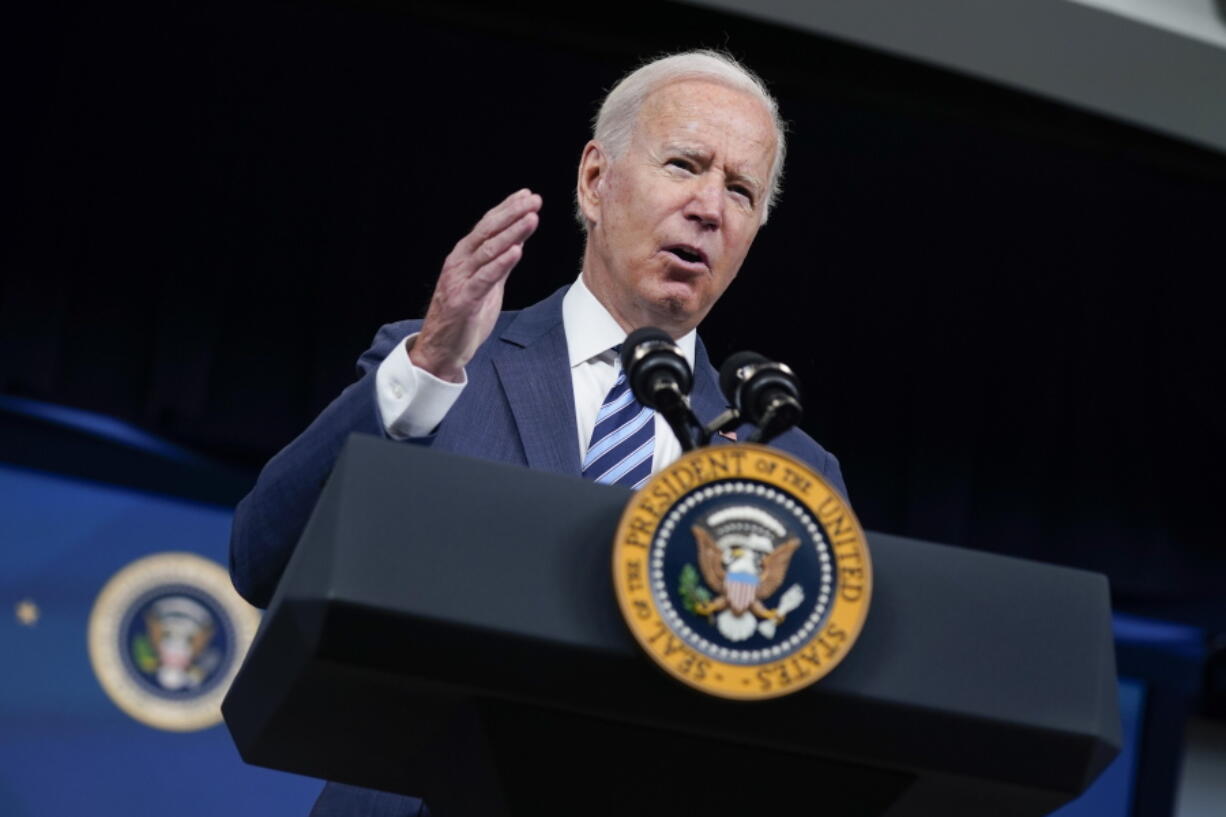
{"left": 87, "top": 552, "right": 261, "bottom": 731}
{"left": 612, "top": 444, "right": 871, "bottom": 700}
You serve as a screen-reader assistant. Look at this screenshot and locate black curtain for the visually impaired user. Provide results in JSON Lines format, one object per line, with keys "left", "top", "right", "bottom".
{"left": 4, "top": 0, "right": 1224, "bottom": 622}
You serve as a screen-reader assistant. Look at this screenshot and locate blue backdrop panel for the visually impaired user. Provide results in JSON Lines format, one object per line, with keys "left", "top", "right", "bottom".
{"left": 0, "top": 464, "right": 320, "bottom": 816}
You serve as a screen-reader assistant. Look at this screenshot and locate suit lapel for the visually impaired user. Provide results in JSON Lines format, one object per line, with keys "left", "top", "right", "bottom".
{"left": 492, "top": 288, "right": 583, "bottom": 476}
{"left": 491, "top": 293, "right": 733, "bottom": 471}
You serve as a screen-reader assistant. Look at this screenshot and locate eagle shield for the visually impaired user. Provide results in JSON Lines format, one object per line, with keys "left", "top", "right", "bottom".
{"left": 690, "top": 505, "right": 805, "bottom": 642}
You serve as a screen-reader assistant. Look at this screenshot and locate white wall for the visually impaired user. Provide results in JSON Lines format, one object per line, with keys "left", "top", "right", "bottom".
{"left": 1177, "top": 717, "right": 1226, "bottom": 817}
{"left": 688, "top": 0, "right": 1226, "bottom": 156}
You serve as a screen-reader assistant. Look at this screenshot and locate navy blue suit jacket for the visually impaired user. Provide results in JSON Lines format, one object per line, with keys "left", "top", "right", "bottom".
{"left": 228, "top": 286, "right": 847, "bottom": 814}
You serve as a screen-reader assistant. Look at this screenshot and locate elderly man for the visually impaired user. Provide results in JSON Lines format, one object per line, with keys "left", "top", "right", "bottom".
{"left": 230, "top": 50, "right": 846, "bottom": 816}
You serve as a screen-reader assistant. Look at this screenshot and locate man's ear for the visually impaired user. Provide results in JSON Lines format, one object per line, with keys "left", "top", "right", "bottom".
{"left": 576, "top": 140, "right": 606, "bottom": 226}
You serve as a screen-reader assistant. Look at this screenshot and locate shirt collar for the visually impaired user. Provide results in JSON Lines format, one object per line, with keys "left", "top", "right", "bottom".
{"left": 562, "top": 274, "right": 697, "bottom": 368}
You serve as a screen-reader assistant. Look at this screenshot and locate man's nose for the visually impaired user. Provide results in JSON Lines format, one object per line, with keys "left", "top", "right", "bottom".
{"left": 684, "top": 178, "right": 723, "bottom": 230}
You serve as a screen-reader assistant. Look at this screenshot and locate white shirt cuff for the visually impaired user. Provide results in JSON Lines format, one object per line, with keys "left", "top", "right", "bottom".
{"left": 375, "top": 333, "right": 466, "bottom": 439}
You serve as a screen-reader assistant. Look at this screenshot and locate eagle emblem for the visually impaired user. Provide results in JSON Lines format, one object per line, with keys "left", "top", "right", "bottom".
{"left": 136, "top": 595, "right": 223, "bottom": 692}
{"left": 687, "top": 506, "right": 806, "bottom": 642}
{"left": 614, "top": 446, "right": 871, "bottom": 699}
{"left": 88, "top": 552, "right": 262, "bottom": 731}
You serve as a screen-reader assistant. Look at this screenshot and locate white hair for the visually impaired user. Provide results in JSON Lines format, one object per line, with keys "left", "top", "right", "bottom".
{"left": 579, "top": 49, "right": 786, "bottom": 227}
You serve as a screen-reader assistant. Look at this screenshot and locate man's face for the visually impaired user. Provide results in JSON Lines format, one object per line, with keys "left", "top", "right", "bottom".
{"left": 579, "top": 79, "right": 777, "bottom": 336}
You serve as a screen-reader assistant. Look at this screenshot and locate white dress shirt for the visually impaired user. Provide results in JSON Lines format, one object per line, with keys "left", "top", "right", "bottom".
{"left": 374, "top": 274, "right": 696, "bottom": 473}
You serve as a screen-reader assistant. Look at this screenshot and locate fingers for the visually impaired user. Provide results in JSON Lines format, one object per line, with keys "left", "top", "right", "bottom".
{"left": 457, "top": 188, "right": 542, "bottom": 263}
{"left": 472, "top": 209, "right": 539, "bottom": 276}
{"left": 460, "top": 197, "right": 536, "bottom": 299}
{"left": 413, "top": 189, "right": 540, "bottom": 379}
{"left": 465, "top": 241, "right": 524, "bottom": 301}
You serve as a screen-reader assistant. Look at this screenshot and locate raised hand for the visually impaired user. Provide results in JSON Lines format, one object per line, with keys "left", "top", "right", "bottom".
{"left": 410, "top": 189, "right": 543, "bottom": 381}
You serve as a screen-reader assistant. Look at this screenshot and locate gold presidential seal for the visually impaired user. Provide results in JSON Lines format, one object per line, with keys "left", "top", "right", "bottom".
{"left": 613, "top": 444, "right": 871, "bottom": 700}
{"left": 87, "top": 552, "right": 261, "bottom": 731}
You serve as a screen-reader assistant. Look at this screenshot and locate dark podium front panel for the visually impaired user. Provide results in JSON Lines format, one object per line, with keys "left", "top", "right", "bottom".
{"left": 224, "top": 434, "right": 1120, "bottom": 817}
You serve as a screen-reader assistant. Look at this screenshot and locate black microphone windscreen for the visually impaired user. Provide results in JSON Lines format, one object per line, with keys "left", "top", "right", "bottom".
{"left": 621, "top": 326, "right": 672, "bottom": 371}
{"left": 719, "top": 351, "right": 768, "bottom": 402}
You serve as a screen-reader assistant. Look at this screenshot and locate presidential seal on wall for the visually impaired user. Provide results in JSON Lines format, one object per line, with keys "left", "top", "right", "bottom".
{"left": 87, "top": 552, "right": 261, "bottom": 731}
{"left": 612, "top": 444, "right": 871, "bottom": 700}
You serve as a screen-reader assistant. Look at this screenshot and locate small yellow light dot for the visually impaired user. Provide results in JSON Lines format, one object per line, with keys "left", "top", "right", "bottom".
{"left": 15, "top": 599, "right": 40, "bottom": 626}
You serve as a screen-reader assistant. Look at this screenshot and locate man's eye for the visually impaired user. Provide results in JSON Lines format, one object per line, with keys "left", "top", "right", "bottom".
{"left": 730, "top": 185, "right": 755, "bottom": 205}
{"left": 667, "top": 158, "right": 695, "bottom": 172}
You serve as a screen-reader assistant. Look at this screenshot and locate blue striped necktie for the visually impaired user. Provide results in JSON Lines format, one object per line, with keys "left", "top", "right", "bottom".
{"left": 582, "top": 355, "right": 655, "bottom": 490}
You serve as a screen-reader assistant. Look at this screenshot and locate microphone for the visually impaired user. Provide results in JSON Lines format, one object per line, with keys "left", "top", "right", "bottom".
{"left": 621, "top": 327, "right": 699, "bottom": 451}
{"left": 621, "top": 328, "right": 692, "bottom": 411}
{"left": 719, "top": 351, "right": 803, "bottom": 444}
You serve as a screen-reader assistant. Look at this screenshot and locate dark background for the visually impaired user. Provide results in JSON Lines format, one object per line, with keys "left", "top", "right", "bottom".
{"left": 4, "top": 2, "right": 1223, "bottom": 640}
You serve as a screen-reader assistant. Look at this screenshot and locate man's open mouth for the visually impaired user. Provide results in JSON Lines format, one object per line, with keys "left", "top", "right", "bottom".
{"left": 663, "top": 245, "right": 708, "bottom": 267}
